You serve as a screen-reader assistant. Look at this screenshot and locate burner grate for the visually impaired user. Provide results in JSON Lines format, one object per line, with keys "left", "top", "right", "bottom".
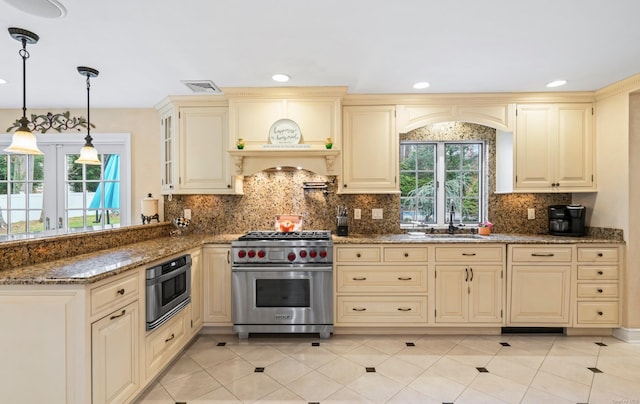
{"left": 238, "top": 230, "right": 332, "bottom": 241}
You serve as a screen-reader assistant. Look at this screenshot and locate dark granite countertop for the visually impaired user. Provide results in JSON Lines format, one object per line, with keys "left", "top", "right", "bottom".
{"left": 0, "top": 232, "right": 622, "bottom": 285}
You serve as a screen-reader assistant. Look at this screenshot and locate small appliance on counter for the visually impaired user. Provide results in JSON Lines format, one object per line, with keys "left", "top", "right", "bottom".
{"left": 336, "top": 206, "right": 348, "bottom": 236}
{"left": 548, "top": 204, "right": 586, "bottom": 236}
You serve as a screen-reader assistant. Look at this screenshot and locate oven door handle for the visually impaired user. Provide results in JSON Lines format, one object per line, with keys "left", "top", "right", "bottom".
{"left": 232, "top": 265, "right": 333, "bottom": 272}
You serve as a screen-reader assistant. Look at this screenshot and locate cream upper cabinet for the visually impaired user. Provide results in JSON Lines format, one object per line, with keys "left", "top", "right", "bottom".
{"left": 156, "top": 97, "right": 241, "bottom": 194}
{"left": 341, "top": 105, "right": 398, "bottom": 193}
{"left": 508, "top": 245, "right": 572, "bottom": 325}
{"left": 515, "top": 103, "right": 594, "bottom": 192}
{"left": 228, "top": 97, "right": 341, "bottom": 148}
{"left": 203, "top": 246, "right": 232, "bottom": 325}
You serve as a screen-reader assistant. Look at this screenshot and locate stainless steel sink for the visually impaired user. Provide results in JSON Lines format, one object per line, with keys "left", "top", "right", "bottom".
{"left": 406, "top": 232, "right": 483, "bottom": 239}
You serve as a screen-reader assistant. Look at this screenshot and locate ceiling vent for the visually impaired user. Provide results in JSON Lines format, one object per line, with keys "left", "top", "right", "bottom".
{"left": 182, "top": 80, "right": 223, "bottom": 94}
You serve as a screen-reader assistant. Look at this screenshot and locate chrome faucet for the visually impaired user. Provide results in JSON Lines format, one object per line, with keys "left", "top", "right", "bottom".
{"left": 448, "top": 204, "right": 458, "bottom": 234}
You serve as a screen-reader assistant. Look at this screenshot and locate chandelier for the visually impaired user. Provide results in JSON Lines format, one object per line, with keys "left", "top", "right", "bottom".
{"left": 5, "top": 27, "right": 100, "bottom": 162}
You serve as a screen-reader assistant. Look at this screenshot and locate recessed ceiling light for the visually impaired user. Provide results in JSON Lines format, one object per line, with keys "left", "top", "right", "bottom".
{"left": 0, "top": 78, "right": 7, "bottom": 85}
{"left": 546, "top": 80, "right": 567, "bottom": 88}
{"left": 272, "top": 74, "right": 290, "bottom": 83}
{"left": 3, "top": 0, "right": 67, "bottom": 18}
{"left": 413, "top": 82, "right": 430, "bottom": 90}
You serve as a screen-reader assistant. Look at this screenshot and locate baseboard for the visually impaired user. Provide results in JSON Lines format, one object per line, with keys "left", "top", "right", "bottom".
{"left": 612, "top": 327, "right": 640, "bottom": 343}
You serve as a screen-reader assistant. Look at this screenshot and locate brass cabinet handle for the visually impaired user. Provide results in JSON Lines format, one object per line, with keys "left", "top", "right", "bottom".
{"left": 165, "top": 333, "right": 175, "bottom": 343}
{"left": 531, "top": 253, "right": 554, "bottom": 257}
{"left": 110, "top": 309, "right": 126, "bottom": 320}
{"left": 352, "top": 307, "right": 366, "bottom": 312}
{"left": 397, "top": 307, "right": 412, "bottom": 312}
{"left": 597, "top": 311, "right": 604, "bottom": 316}
{"left": 597, "top": 288, "right": 603, "bottom": 293}
{"left": 117, "top": 288, "right": 125, "bottom": 295}
{"left": 404, "top": 252, "right": 409, "bottom": 258}
{"left": 352, "top": 277, "right": 367, "bottom": 281}
{"left": 469, "top": 268, "right": 474, "bottom": 282}
{"left": 397, "top": 277, "right": 412, "bottom": 281}
{"left": 227, "top": 250, "right": 230, "bottom": 264}
{"left": 465, "top": 268, "right": 469, "bottom": 282}
{"left": 462, "top": 253, "right": 476, "bottom": 256}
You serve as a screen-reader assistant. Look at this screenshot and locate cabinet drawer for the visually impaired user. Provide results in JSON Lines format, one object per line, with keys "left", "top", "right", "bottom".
{"left": 435, "top": 246, "right": 503, "bottom": 262}
{"left": 336, "top": 266, "right": 427, "bottom": 293}
{"left": 336, "top": 296, "right": 427, "bottom": 324}
{"left": 576, "top": 284, "right": 619, "bottom": 298}
{"left": 510, "top": 247, "right": 572, "bottom": 262}
{"left": 145, "top": 309, "right": 187, "bottom": 378}
{"left": 577, "top": 266, "right": 618, "bottom": 280}
{"left": 576, "top": 301, "right": 619, "bottom": 325}
{"left": 335, "top": 247, "right": 381, "bottom": 263}
{"left": 577, "top": 247, "right": 619, "bottom": 262}
{"left": 91, "top": 272, "right": 140, "bottom": 318}
{"left": 383, "top": 247, "right": 428, "bottom": 263}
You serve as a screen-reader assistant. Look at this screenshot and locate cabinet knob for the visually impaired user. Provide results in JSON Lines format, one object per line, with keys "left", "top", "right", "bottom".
{"left": 597, "top": 252, "right": 604, "bottom": 257}
{"left": 356, "top": 253, "right": 361, "bottom": 258}
{"left": 117, "top": 288, "right": 125, "bottom": 295}
{"left": 597, "top": 270, "right": 604, "bottom": 275}
{"left": 597, "top": 311, "right": 604, "bottom": 316}
{"left": 597, "top": 288, "right": 603, "bottom": 293}
{"left": 404, "top": 252, "right": 409, "bottom": 258}
{"left": 343, "top": 184, "right": 348, "bottom": 188}
{"left": 227, "top": 184, "right": 231, "bottom": 188}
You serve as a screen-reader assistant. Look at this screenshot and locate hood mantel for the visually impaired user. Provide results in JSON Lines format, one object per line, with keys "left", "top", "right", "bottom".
{"left": 228, "top": 149, "right": 340, "bottom": 176}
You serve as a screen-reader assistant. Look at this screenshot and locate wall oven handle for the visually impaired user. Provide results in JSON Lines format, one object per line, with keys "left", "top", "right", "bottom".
{"left": 232, "top": 265, "right": 333, "bottom": 272}
{"left": 110, "top": 309, "right": 126, "bottom": 320}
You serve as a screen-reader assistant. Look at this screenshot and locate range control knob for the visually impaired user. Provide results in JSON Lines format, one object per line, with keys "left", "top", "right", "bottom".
{"left": 237, "top": 250, "right": 246, "bottom": 258}
{"left": 309, "top": 250, "right": 318, "bottom": 258}
{"left": 288, "top": 252, "right": 297, "bottom": 262}
{"left": 299, "top": 250, "right": 308, "bottom": 258}
{"left": 257, "top": 250, "right": 266, "bottom": 259}
{"left": 319, "top": 250, "right": 327, "bottom": 258}
{"left": 248, "top": 250, "right": 256, "bottom": 258}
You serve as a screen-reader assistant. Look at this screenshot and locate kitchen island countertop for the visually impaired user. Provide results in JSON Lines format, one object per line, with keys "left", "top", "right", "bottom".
{"left": 0, "top": 232, "right": 622, "bottom": 286}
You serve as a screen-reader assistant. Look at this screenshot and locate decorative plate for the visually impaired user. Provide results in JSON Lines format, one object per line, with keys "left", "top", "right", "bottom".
{"left": 269, "top": 119, "right": 301, "bottom": 145}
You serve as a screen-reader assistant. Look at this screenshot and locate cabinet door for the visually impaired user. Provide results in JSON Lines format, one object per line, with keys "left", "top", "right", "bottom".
{"left": 509, "top": 265, "right": 571, "bottom": 324}
{"left": 469, "top": 266, "right": 503, "bottom": 323}
{"left": 160, "top": 107, "right": 176, "bottom": 193}
{"left": 555, "top": 104, "right": 593, "bottom": 189}
{"left": 435, "top": 266, "right": 468, "bottom": 322}
{"left": 92, "top": 301, "right": 139, "bottom": 404}
{"left": 203, "top": 246, "right": 232, "bottom": 324}
{"left": 179, "top": 107, "right": 231, "bottom": 191}
{"left": 342, "top": 105, "right": 397, "bottom": 193}
{"left": 515, "top": 105, "right": 554, "bottom": 190}
{"left": 189, "top": 248, "right": 203, "bottom": 334}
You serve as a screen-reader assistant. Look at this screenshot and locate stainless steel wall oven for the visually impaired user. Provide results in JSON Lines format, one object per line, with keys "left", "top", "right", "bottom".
{"left": 146, "top": 254, "right": 191, "bottom": 331}
{"left": 231, "top": 231, "right": 333, "bottom": 339}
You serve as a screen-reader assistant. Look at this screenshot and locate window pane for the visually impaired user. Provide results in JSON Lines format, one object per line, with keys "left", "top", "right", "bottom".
{"left": 416, "top": 144, "right": 434, "bottom": 171}
{"left": 399, "top": 144, "right": 416, "bottom": 171}
{"left": 463, "top": 144, "right": 480, "bottom": 170}
{"left": 0, "top": 155, "right": 8, "bottom": 181}
{"left": 445, "top": 144, "right": 461, "bottom": 170}
{"left": 445, "top": 143, "right": 482, "bottom": 224}
{"left": 400, "top": 143, "right": 436, "bottom": 224}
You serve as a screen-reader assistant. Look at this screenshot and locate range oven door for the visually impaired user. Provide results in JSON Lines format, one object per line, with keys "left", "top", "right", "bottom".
{"left": 232, "top": 266, "right": 333, "bottom": 326}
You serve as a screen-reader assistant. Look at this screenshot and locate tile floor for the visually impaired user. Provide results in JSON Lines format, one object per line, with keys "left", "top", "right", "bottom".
{"left": 136, "top": 333, "right": 640, "bottom": 403}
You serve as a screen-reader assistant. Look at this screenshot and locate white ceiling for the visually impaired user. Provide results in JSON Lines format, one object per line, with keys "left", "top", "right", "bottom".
{"left": 1, "top": 0, "right": 639, "bottom": 109}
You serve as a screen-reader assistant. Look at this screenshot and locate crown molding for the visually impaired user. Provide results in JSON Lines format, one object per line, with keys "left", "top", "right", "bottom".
{"left": 595, "top": 74, "right": 640, "bottom": 101}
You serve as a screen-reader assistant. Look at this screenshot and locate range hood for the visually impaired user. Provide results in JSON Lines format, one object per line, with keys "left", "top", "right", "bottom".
{"left": 228, "top": 149, "right": 340, "bottom": 176}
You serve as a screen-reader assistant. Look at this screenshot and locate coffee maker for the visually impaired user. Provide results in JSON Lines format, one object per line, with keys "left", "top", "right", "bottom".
{"left": 548, "top": 204, "right": 586, "bottom": 236}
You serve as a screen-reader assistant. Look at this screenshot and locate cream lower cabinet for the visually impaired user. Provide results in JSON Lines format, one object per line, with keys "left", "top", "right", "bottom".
{"left": 144, "top": 308, "right": 188, "bottom": 381}
{"left": 335, "top": 245, "right": 428, "bottom": 326}
{"left": 574, "top": 245, "right": 621, "bottom": 327}
{"left": 434, "top": 246, "right": 505, "bottom": 325}
{"left": 508, "top": 245, "right": 572, "bottom": 325}
{"left": 188, "top": 247, "right": 203, "bottom": 335}
{"left": 203, "top": 245, "right": 233, "bottom": 325}
{"left": 92, "top": 300, "right": 140, "bottom": 404}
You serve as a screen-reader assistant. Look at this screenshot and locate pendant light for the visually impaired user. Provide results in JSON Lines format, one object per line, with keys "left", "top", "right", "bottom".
{"left": 74, "top": 66, "right": 101, "bottom": 165}
{"left": 4, "top": 27, "right": 43, "bottom": 155}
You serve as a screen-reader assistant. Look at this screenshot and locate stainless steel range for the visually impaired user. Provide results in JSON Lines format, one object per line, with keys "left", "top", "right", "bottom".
{"left": 231, "top": 230, "right": 333, "bottom": 339}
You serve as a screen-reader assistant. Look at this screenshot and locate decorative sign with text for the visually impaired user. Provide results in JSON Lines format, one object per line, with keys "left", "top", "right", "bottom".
{"left": 269, "top": 119, "right": 302, "bottom": 145}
